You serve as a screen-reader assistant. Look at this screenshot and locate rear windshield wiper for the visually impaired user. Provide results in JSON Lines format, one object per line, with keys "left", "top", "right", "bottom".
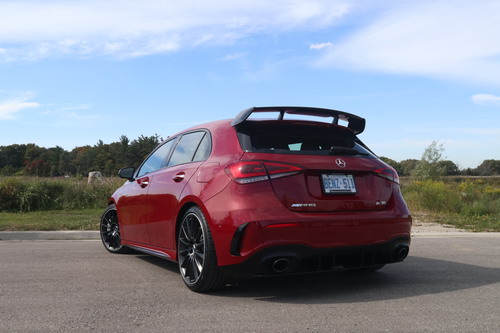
{"left": 329, "top": 146, "right": 368, "bottom": 156}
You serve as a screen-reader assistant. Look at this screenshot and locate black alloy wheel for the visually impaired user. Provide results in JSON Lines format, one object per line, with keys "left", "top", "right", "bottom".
{"left": 178, "top": 211, "right": 206, "bottom": 284}
{"left": 100, "top": 204, "right": 129, "bottom": 254}
{"left": 177, "top": 206, "right": 228, "bottom": 292}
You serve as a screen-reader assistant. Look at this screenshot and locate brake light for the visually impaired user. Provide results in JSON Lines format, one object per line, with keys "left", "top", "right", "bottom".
{"left": 225, "top": 161, "right": 302, "bottom": 184}
{"left": 374, "top": 167, "right": 400, "bottom": 184}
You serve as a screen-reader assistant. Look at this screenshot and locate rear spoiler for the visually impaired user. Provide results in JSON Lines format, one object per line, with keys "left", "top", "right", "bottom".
{"left": 231, "top": 106, "right": 366, "bottom": 134}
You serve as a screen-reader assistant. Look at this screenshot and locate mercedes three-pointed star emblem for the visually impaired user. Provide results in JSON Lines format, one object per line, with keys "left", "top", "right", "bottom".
{"left": 335, "top": 158, "right": 346, "bottom": 168}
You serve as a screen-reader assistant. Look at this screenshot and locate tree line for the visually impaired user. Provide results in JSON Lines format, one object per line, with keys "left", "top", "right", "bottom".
{"left": 380, "top": 141, "right": 500, "bottom": 177}
{"left": 379, "top": 157, "right": 500, "bottom": 177}
{"left": 0, "top": 135, "right": 162, "bottom": 177}
{"left": 0, "top": 136, "right": 498, "bottom": 177}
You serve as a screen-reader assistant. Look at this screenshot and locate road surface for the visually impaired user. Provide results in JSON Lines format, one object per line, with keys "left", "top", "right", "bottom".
{"left": 1, "top": 236, "right": 499, "bottom": 332}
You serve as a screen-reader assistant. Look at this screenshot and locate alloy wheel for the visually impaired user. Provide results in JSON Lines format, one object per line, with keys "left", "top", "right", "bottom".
{"left": 178, "top": 212, "right": 206, "bottom": 285}
{"left": 100, "top": 206, "right": 124, "bottom": 252}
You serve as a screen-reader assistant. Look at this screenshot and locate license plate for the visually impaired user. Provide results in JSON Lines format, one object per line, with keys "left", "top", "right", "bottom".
{"left": 321, "top": 174, "right": 356, "bottom": 194}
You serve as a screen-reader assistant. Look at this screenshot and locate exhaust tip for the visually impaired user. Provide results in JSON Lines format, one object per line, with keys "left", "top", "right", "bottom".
{"left": 272, "top": 258, "right": 290, "bottom": 273}
{"left": 393, "top": 245, "right": 409, "bottom": 261}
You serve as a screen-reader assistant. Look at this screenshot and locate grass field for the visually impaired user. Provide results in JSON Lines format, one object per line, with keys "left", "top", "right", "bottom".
{"left": 0, "top": 176, "right": 499, "bottom": 232}
{"left": 401, "top": 176, "right": 500, "bottom": 232}
{"left": 0, "top": 209, "right": 102, "bottom": 231}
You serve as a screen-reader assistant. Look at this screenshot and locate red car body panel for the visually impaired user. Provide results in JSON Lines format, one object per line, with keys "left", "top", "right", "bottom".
{"left": 110, "top": 111, "right": 412, "bottom": 275}
{"left": 202, "top": 179, "right": 410, "bottom": 266}
{"left": 114, "top": 178, "right": 151, "bottom": 245}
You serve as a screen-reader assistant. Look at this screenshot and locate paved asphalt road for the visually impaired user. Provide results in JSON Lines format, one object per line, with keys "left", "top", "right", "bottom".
{"left": 1, "top": 236, "right": 499, "bottom": 332}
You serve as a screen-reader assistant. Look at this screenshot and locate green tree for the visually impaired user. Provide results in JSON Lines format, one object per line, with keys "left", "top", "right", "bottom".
{"left": 399, "top": 159, "right": 419, "bottom": 176}
{"left": 475, "top": 159, "right": 500, "bottom": 176}
{"left": 128, "top": 134, "right": 162, "bottom": 167}
{"left": 411, "top": 141, "right": 446, "bottom": 180}
{"left": 0, "top": 133, "right": 164, "bottom": 177}
{"left": 0, "top": 144, "right": 28, "bottom": 171}
{"left": 437, "top": 160, "right": 460, "bottom": 176}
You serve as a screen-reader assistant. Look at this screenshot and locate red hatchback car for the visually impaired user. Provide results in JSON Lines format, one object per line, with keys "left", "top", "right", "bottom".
{"left": 100, "top": 106, "right": 412, "bottom": 292}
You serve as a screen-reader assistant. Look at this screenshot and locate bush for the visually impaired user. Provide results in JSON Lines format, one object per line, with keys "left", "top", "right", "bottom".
{"left": 402, "top": 177, "right": 500, "bottom": 217}
{"left": 0, "top": 177, "right": 123, "bottom": 212}
{"left": 18, "top": 181, "right": 65, "bottom": 212}
{"left": 0, "top": 178, "right": 23, "bottom": 211}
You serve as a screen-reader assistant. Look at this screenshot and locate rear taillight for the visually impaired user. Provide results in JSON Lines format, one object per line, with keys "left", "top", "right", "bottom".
{"left": 374, "top": 167, "right": 400, "bottom": 184}
{"left": 225, "top": 161, "right": 302, "bottom": 184}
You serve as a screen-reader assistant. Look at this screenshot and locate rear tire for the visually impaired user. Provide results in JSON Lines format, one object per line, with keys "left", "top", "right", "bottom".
{"left": 177, "top": 206, "right": 227, "bottom": 292}
{"left": 100, "top": 204, "right": 130, "bottom": 254}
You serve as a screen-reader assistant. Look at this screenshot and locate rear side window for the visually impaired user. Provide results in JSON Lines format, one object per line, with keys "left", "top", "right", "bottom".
{"left": 168, "top": 131, "right": 210, "bottom": 167}
{"left": 193, "top": 134, "right": 211, "bottom": 162}
{"left": 237, "top": 122, "right": 374, "bottom": 157}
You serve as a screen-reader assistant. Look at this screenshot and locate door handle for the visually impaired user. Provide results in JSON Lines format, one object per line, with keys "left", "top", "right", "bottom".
{"left": 173, "top": 172, "right": 185, "bottom": 182}
{"left": 137, "top": 177, "right": 149, "bottom": 188}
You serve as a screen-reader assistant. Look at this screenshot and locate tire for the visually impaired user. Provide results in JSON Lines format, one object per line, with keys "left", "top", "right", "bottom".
{"left": 100, "top": 204, "right": 130, "bottom": 254}
{"left": 346, "top": 264, "right": 385, "bottom": 273}
{"left": 177, "top": 206, "right": 228, "bottom": 292}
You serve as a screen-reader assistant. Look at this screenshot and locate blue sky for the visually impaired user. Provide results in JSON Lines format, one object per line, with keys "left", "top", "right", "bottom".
{"left": 0, "top": 0, "right": 499, "bottom": 168}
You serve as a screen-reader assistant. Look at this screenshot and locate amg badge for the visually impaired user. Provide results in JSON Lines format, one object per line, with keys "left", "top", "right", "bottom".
{"left": 291, "top": 203, "right": 317, "bottom": 208}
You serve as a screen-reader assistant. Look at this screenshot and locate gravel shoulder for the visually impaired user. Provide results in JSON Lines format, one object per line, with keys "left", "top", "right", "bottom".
{"left": 411, "top": 211, "right": 471, "bottom": 235}
{"left": 411, "top": 221, "right": 467, "bottom": 234}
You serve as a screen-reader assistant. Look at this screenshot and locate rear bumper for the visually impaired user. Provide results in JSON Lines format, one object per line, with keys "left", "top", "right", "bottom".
{"left": 203, "top": 181, "right": 412, "bottom": 267}
{"left": 221, "top": 236, "right": 410, "bottom": 277}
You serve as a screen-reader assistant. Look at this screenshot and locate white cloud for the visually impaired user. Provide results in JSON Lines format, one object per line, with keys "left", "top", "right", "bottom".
{"left": 471, "top": 94, "right": 500, "bottom": 106}
{"left": 310, "top": 42, "right": 334, "bottom": 50}
{"left": 0, "top": 0, "right": 351, "bottom": 60}
{"left": 317, "top": 0, "right": 500, "bottom": 87}
{"left": 39, "top": 103, "right": 105, "bottom": 126}
{"left": 219, "top": 52, "right": 246, "bottom": 62}
{"left": 0, "top": 98, "right": 40, "bottom": 120}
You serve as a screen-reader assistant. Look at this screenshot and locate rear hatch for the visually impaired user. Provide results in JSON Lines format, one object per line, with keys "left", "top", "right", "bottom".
{"left": 234, "top": 119, "right": 399, "bottom": 213}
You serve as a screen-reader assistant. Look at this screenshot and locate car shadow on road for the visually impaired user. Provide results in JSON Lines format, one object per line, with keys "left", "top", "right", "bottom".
{"left": 128, "top": 251, "right": 500, "bottom": 305}
{"left": 209, "top": 256, "right": 500, "bottom": 304}
{"left": 133, "top": 253, "right": 181, "bottom": 274}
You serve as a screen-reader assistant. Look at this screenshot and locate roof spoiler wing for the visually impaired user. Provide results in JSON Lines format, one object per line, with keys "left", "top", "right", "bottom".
{"left": 231, "top": 106, "right": 366, "bottom": 134}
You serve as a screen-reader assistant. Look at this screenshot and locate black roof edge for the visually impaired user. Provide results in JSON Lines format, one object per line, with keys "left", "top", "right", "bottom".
{"left": 231, "top": 106, "right": 366, "bottom": 134}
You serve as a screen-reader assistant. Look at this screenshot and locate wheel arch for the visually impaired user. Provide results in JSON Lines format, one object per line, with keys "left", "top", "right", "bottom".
{"left": 174, "top": 198, "right": 213, "bottom": 256}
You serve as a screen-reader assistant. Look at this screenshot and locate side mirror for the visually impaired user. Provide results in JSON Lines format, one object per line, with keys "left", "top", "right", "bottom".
{"left": 118, "top": 166, "right": 136, "bottom": 181}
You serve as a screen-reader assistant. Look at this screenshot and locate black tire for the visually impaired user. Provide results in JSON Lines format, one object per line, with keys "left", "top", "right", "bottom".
{"left": 100, "top": 204, "right": 130, "bottom": 254}
{"left": 346, "top": 264, "right": 385, "bottom": 273}
{"left": 177, "top": 206, "right": 228, "bottom": 292}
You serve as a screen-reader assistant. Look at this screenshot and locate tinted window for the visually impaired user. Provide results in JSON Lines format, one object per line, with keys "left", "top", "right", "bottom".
{"left": 238, "top": 122, "right": 374, "bottom": 157}
{"left": 137, "top": 139, "right": 175, "bottom": 177}
{"left": 168, "top": 131, "right": 206, "bottom": 167}
{"left": 193, "top": 133, "right": 211, "bottom": 162}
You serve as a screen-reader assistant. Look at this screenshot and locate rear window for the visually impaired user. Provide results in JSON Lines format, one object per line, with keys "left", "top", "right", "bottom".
{"left": 237, "top": 121, "right": 374, "bottom": 157}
